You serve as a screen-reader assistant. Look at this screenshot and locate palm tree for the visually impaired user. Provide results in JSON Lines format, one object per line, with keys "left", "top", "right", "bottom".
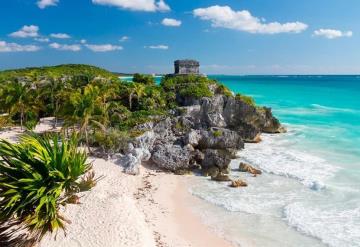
{"left": 3, "top": 81, "right": 41, "bottom": 130}
{"left": 41, "top": 77, "right": 67, "bottom": 129}
{"left": 128, "top": 83, "right": 145, "bottom": 111}
{"left": 66, "top": 84, "right": 101, "bottom": 151}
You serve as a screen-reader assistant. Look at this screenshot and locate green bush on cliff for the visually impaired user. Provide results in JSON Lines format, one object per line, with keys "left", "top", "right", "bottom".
{"left": 212, "top": 129, "right": 223, "bottom": 137}
{"left": 161, "top": 75, "right": 214, "bottom": 99}
{"left": 132, "top": 73, "right": 155, "bottom": 85}
{"left": 216, "top": 84, "right": 233, "bottom": 97}
{"left": 235, "top": 93, "right": 256, "bottom": 107}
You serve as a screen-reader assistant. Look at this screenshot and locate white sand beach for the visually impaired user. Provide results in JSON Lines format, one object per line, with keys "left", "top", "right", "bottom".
{"left": 0, "top": 118, "right": 233, "bottom": 247}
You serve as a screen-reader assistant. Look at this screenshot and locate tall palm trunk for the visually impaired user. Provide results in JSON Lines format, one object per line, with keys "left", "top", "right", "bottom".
{"left": 129, "top": 93, "right": 134, "bottom": 111}
{"left": 20, "top": 108, "right": 24, "bottom": 130}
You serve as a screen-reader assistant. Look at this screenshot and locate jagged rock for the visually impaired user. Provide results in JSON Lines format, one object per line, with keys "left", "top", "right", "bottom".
{"left": 226, "top": 148, "right": 240, "bottom": 159}
{"left": 151, "top": 144, "right": 193, "bottom": 171}
{"left": 220, "top": 166, "right": 230, "bottom": 174}
{"left": 200, "top": 95, "right": 227, "bottom": 128}
{"left": 229, "top": 179, "right": 248, "bottom": 187}
{"left": 152, "top": 118, "right": 177, "bottom": 144}
{"left": 198, "top": 128, "right": 244, "bottom": 150}
{"left": 239, "top": 162, "right": 262, "bottom": 175}
{"left": 257, "top": 107, "right": 286, "bottom": 133}
{"left": 121, "top": 154, "right": 139, "bottom": 175}
{"left": 185, "top": 129, "right": 202, "bottom": 147}
{"left": 211, "top": 173, "right": 231, "bottom": 182}
{"left": 133, "top": 130, "right": 155, "bottom": 151}
{"left": 120, "top": 147, "right": 151, "bottom": 175}
{"left": 197, "top": 95, "right": 285, "bottom": 142}
{"left": 203, "top": 166, "right": 220, "bottom": 177}
{"left": 202, "top": 149, "right": 232, "bottom": 169}
{"left": 190, "top": 149, "right": 204, "bottom": 165}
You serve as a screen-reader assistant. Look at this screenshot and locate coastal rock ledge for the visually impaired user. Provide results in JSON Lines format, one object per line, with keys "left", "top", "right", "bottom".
{"left": 121, "top": 83, "right": 285, "bottom": 177}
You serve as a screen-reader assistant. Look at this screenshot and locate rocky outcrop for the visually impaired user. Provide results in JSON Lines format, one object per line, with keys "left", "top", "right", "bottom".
{"left": 197, "top": 95, "right": 285, "bottom": 141}
{"left": 229, "top": 179, "right": 248, "bottom": 187}
{"left": 121, "top": 88, "right": 284, "bottom": 183}
{"left": 202, "top": 149, "right": 232, "bottom": 169}
{"left": 121, "top": 144, "right": 151, "bottom": 175}
{"left": 198, "top": 128, "right": 244, "bottom": 150}
{"left": 211, "top": 173, "right": 231, "bottom": 182}
{"left": 151, "top": 144, "right": 195, "bottom": 172}
{"left": 239, "top": 162, "right": 262, "bottom": 175}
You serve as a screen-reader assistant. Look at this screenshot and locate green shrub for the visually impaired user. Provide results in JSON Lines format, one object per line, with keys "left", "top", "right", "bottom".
{"left": 161, "top": 75, "right": 215, "bottom": 99}
{"left": 0, "top": 115, "right": 12, "bottom": 130}
{"left": 179, "top": 82, "right": 213, "bottom": 98}
{"left": 0, "top": 133, "right": 94, "bottom": 243}
{"left": 24, "top": 112, "right": 39, "bottom": 131}
{"left": 132, "top": 73, "right": 155, "bottom": 85}
{"left": 91, "top": 128, "right": 130, "bottom": 154}
{"left": 212, "top": 130, "right": 223, "bottom": 137}
{"left": 216, "top": 84, "right": 233, "bottom": 97}
{"left": 235, "top": 93, "right": 256, "bottom": 107}
{"left": 118, "top": 110, "right": 166, "bottom": 131}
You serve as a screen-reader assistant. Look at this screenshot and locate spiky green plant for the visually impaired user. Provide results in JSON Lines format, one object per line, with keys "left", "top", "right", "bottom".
{"left": 0, "top": 133, "right": 93, "bottom": 244}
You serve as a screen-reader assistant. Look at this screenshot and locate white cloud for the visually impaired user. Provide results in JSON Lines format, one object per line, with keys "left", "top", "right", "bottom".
{"left": 0, "top": 41, "right": 40, "bottom": 52}
{"left": 50, "top": 33, "right": 71, "bottom": 39}
{"left": 80, "top": 39, "right": 87, "bottom": 44}
{"left": 49, "top": 42, "right": 81, "bottom": 51}
{"left": 193, "top": 5, "right": 308, "bottom": 34}
{"left": 9, "top": 25, "right": 39, "bottom": 38}
{"left": 120, "top": 36, "right": 130, "bottom": 42}
{"left": 37, "top": 0, "right": 59, "bottom": 9}
{"left": 145, "top": 45, "right": 169, "bottom": 50}
{"left": 85, "top": 44, "right": 123, "bottom": 52}
{"left": 162, "top": 18, "right": 182, "bottom": 27}
{"left": 92, "top": 0, "right": 170, "bottom": 12}
{"left": 35, "top": 37, "right": 50, "bottom": 42}
{"left": 313, "top": 29, "right": 353, "bottom": 39}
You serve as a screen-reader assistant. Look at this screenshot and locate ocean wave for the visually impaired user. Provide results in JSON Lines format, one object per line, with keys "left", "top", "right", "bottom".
{"left": 273, "top": 104, "right": 359, "bottom": 117}
{"left": 189, "top": 177, "right": 300, "bottom": 216}
{"left": 240, "top": 134, "right": 339, "bottom": 190}
{"left": 310, "top": 104, "right": 359, "bottom": 114}
{"left": 284, "top": 202, "right": 360, "bottom": 247}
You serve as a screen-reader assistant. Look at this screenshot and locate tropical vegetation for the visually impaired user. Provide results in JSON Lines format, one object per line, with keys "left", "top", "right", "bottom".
{"left": 0, "top": 64, "right": 258, "bottom": 244}
{"left": 0, "top": 133, "right": 95, "bottom": 245}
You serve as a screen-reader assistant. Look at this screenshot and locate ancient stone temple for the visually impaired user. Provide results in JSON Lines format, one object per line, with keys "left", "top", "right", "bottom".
{"left": 174, "top": 60, "right": 200, "bottom": 75}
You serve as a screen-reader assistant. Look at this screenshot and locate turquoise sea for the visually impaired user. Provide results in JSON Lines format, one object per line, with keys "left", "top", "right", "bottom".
{"left": 121, "top": 75, "right": 360, "bottom": 246}
{"left": 189, "top": 75, "right": 360, "bottom": 247}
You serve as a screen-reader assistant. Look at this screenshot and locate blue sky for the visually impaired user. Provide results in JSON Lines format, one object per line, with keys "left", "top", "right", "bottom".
{"left": 1, "top": 0, "right": 360, "bottom": 74}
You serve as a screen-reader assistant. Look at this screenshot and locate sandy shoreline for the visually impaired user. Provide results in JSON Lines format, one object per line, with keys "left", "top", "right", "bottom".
{"left": 39, "top": 159, "right": 233, "bottom": 247}
{"left": 1, "top": 119, "right": 234, "bottom": 247}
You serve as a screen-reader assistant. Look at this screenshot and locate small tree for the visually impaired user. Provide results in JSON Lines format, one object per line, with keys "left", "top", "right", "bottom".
{"left": 132, "top": 73, "right": 155, "bottom": 85}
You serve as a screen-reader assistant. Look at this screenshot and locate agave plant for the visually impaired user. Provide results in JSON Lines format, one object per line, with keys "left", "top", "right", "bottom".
{"left": 0, "top": 133, "right": 94, "bottom": 244}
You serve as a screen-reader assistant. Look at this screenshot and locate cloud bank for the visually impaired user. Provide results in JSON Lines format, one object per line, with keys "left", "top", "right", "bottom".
{"left": 92, "top": 0, "right": 170, "bottom": 12}
{"left": 193, "top": 5, "right": 308, "bottom": 34}
{"left": 85, "top": 44, "right": 123, "bottom": 52}
{"left": 49, "top": 43, "right": 81, "bottom": 51}
{"left": 37, "top": 0, "right": 59, "bottom": 9}
{"left": 162, "top": 18, "right": 182, "bottom": 27}
{"left": 0, "top": 41, "right": 40, "bottom": 52}
{"left": 10, "top": 25, "right": 39, "bottom": 38}
{"left": 313, "top": 29, "right": 353, "bottom": 39}
{"left": 145, "top": 45, "right": 169, "bottom": 50}
{"left": 50, "top": 33, "right": 71, "bottom": 39}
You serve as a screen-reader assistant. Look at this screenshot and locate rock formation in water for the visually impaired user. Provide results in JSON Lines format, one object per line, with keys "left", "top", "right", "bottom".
{"left": 122, "top": 81, "right": 284, "bottom": 179}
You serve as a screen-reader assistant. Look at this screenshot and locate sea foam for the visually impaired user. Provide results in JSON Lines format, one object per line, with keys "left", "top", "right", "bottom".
{"left": 284, "top": 202, "right": 360, "bottom": 247}
{"left": 240, "top": 133, "right": 338, "bottom": 190}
